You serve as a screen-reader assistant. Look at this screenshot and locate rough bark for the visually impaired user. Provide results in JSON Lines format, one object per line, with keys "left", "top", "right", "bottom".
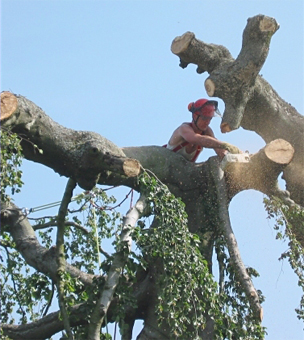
{"left": 171, "top": 15, "right": 304, "bottom": 206}
{"left": 0, "top": 91, "right": 299, "bottom": 339}
{"left": 0, "top": 91, "right": 140, "bottom": 190}
{"left": 1, "top": 13, "right": 303, "bottom": 340}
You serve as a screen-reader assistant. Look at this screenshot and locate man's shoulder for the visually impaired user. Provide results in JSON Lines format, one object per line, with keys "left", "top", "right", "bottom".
{"left": 204, "top": 126, "right": 214, "bottom": 136}
{"left": 180, "top": 122, "right": 193, "bottom": 128}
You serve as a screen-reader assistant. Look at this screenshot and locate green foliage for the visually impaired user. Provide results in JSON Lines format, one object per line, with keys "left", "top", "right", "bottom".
{"left": 214, "top": 237, "right": 266, "bottom": 339}
{"left": 264, "top": 196, "right": 304, "bottom": 321}
{"left": 135, "top": 173, "right": 218, "bottom": 339}
{"left": 0, "top": 128, "right": 23, "bottom": 203}
{"left": 1, "top": 233, "right": 54, "bottom": 324}
{"left": 0, "top": 142, "right": 267, "bottom": 340}
{"left": 135, "top": 172, "right": 266, "bottom": 339}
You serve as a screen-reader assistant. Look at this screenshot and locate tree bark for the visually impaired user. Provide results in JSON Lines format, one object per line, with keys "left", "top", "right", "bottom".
{"left": 1, "top": 14, "right": 303, "bottom": 339}
{"left": 210, "top": 157, "right": 263, "bottom": 321}
{"left": 171, "top": 15, "right": 304, "bottom": 206}
{"left": 0, "top": 92, "right": 140, "bottom": 190}
{"left": 1, "top": 201, "right": 95, "bottom": 286}
{"left": 88, "top": 195, "right": 148, "bottom": 340}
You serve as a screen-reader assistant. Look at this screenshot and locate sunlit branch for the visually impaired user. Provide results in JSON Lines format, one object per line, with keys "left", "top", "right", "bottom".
{"left": 87, "top": 194, "right": 148, "bottom": 340}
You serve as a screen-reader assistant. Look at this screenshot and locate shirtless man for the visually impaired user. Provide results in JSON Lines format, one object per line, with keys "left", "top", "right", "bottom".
{"left": 164, "top": 98, "right": 241, "bottom": 162}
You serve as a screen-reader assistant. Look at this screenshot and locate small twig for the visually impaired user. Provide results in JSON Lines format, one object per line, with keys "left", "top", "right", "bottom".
{"left": 28, "top": 215, "right": 57, "bottom": 221}
{"left": 68, "top": 200, "right": 89, "bottom": 214}
{"left": 33, "top": 220, "right": 89, "bottom": 233}
{"left": 42, "top": 281, "right": 55, "bottom": 317}
{"left": 99, "top": 246, "right": 110, "bottom": 259}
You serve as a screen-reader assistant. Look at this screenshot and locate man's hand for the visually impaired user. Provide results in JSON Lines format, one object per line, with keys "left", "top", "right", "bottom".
{"left": 215, "top": 148, "right": 228, "bottom": 160}
{"left": 221, "top": 142, "right": 242, "bottom": 154}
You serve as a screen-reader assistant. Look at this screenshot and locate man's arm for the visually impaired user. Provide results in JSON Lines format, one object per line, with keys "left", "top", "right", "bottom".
{"left": 205, "top": 127, "right": 227, "bottom": 158}
{"left": 179, "top": 124, "right": 241, "bottom": 154}
{"left": 179, "top": 124, "right": 226, "bottom": 149}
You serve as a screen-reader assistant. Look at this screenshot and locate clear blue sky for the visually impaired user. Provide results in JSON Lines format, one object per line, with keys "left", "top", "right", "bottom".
{"left": 1, "top": 1, "right": 304, "bottom": 339}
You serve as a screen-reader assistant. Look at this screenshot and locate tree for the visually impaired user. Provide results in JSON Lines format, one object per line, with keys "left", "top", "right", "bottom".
{"left": 1, "top": 14, "right": 303, "bottom": 340}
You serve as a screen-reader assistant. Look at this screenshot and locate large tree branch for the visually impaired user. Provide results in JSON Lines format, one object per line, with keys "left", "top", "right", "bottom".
{"left": 0, "top": 92, "right": 140, "bottom": 190}
{"left": 171, "top": 15, "right": 304, "bottom": 206}
{"left": 171, "top": 15, "right": 279, "bottom": 132}
{"left": 1, "top": 90, "right": 300, "bottom": 246}
{"left": 224, "top": 139, "right": 294, "bottom": 198}
{"left": 1, "top": 201, "right": 95, "bottom": 286}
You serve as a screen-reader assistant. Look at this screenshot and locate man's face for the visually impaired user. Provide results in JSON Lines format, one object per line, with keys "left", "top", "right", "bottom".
{"left": 195, "top": 114, "right": 212, "bottom": 131}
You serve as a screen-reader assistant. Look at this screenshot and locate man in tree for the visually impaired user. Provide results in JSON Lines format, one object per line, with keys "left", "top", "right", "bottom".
{"left": 164, "top": 98, "right": 242, "bottom": 161}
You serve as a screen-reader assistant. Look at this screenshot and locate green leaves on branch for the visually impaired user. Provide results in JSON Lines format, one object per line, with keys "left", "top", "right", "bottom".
{"left": 136, "top": 173, "right": 218, "bottom": 338}
{"left": 0, "top": 129, "right": 23, "bottom": 203}
{"left": 264, "top": 196, "right": 304, "bottom": 321}
{"left": 135, "top": 172, "right": 266, "bottom": 339}
{"left": 214, "top": 237, "right": 266, "bottom": 339}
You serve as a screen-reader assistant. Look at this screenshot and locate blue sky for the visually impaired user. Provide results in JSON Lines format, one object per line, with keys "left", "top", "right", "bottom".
{"left": 1, "top": 1, "right": 304, "bottom": 339}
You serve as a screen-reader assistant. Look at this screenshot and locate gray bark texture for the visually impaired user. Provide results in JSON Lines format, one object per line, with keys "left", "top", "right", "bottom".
{"left": 1, "top": 14, "right": 303, "bottom": 340}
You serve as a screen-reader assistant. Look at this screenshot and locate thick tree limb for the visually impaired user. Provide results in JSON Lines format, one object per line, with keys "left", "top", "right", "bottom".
{"left": 209, "top": 157, "right": 263, "bottom": 321}
{"left": 88, "top": 195, "right": 148, "bottom": 340}
{"left": 2, "top": 90, "right": 298, "bottom": 206}
{"left": 171, "top": 15, "right": 304, "bottom": 206}
{"left": 1, "top": 201, "right": 95, "bottom": 286}
{"left": 171, "top": 15, "right": 279, "bottom": 132}
{"left": 1, "top": 303, "right": 89, "bottom": 340}
{"left": 225, "top": 139, "right": 294, "bottom": 198}
{"left": 0, "top": 91, "right": 140, "bottom": 190}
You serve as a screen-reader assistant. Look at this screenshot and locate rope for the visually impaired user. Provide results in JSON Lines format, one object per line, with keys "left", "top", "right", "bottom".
{"left": 22, "top": 191, "right": 90, "bottom": 215}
